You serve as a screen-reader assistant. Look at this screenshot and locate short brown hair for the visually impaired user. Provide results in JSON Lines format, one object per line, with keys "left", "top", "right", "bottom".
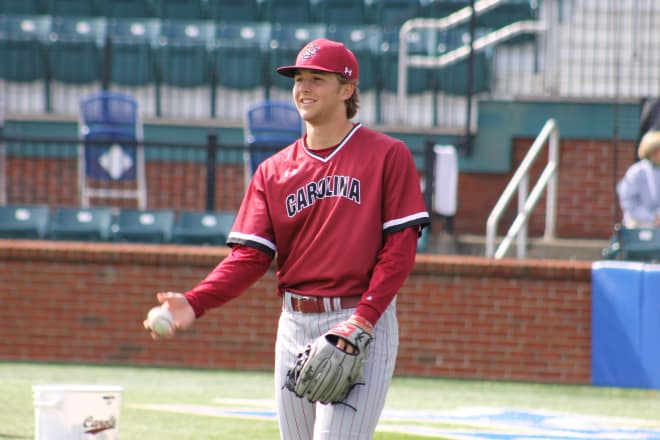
{"left": 338, "top": 74, "right": 360, "bottom": 120}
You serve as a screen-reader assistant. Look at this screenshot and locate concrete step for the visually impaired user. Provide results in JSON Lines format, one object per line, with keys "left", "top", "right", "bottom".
{"left": 424, "top": 232, "right": 609, "bottom": 261}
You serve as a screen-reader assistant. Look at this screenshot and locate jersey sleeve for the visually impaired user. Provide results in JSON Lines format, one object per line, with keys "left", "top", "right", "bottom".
{"left": 226, "top": 165, "right": 277, "bottom": 256}
{"left": 382, "top": 141, "right": 430, "bottom": 234}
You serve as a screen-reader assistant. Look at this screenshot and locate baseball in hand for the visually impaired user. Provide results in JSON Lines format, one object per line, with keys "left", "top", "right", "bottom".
{"left": 147, "top": 306, "right": 175, "bottom": 337}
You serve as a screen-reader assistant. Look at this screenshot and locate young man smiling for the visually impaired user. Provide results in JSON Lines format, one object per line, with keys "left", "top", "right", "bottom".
{"left": 145, "top": 39, "right": 430, "bottom": 439}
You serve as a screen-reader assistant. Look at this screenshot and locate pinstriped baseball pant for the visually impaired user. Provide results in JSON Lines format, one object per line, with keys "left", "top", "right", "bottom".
{"left": 274, "top": 299, "right": 399, "bottom": 440}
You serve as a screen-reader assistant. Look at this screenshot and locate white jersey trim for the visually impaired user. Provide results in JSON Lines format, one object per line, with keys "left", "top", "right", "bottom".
{"left": 303, "top": 123, "right": 362, "bottom": 163}
{"left": 383, "top": 211, "right": 430, "bottom": 231}
{"left": 227, "top": 232, "right": 276, "bottom": 252}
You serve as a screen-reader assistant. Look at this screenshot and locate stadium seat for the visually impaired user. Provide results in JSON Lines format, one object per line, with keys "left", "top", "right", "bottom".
{"left": 46, "top": 206, "right": 114, "bottom": 241}
{"left": 0, "top": 204, "right": 50, "bottom": 239}
{"left": 264, "top": 0, "right": 313, "bottom": 24}
{"left": 268, "top": 23, "right": 326, "bottom": 91}
{"left": 314, "top": 0, "right": 368, "bottom": 25}
{"left": 48, "top": 17, "right": 106, "bottom": 114}
{"left": 112, "top": 208, "right": 175, "bottom": 243}
{"left": 206, "top": 0, "right": 262, "bottom": 22}
{"left": 325, "top": 24, "right": 381, "bottom": 92}
{"left": 107, "top": 18, "right": 160, "bottom": 117}
{"left": 158, "top": 0, "right": 206, "bottom": 20}
{"left": 173, "top": 210, "right": 235, "bottom": 245}
{"left": 243, "top": 100, "right": 302, "bottom": 188}
{"left": 98, "top": 0, "right": 156, "bottom": 18}
{"left": 45, "top": 0, "right": 98, "bottom": 17}
{"left": 370, "top": 0, "right": 421, "bottom": 29}
{"left": 0, "top": 15, "right": 50, "bottom": 113}
{"left": 213, "top": 21, "right": 270, "bottom": 120}
{"left": 603, "top": 225, "right": 660, "bottom": 262}
{"left": 0, "top": 0, "right": 44, "bottom": 14}
{"left": 158, "top": 19, "right": 215, "bottom": 118}
{"left": 379, "top": 26, "right": 434, "bottom": 94}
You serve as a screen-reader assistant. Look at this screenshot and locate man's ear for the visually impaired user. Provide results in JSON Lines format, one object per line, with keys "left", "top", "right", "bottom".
{"left": 341, "top": 82, "right": 356, "bottom": 100}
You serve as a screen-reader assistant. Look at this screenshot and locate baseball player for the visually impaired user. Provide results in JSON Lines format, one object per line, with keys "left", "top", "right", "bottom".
{"left": 144, "top": 38, "right": 430, "bottom": 439}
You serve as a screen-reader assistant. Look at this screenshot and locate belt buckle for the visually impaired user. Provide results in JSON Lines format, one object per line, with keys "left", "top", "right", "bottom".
{"left": 293, "top": 294, "right": 313, "bottom": 312}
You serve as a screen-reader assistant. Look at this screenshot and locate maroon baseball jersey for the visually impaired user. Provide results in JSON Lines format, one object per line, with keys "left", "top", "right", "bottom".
{"left": 227, "top": 123, "right": 430, "bottom": 297}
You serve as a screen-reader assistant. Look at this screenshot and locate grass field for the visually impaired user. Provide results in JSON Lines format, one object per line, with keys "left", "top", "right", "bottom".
{"left": 2, "top": 361, "right": 659, "bottom": 439}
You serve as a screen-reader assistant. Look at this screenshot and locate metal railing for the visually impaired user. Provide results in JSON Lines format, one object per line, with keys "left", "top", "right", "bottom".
{"left": 397, "top": 0, "right": 547, "bottom": 125}
{"left": 485, "top": 118, "right": 559, "bottom": 259}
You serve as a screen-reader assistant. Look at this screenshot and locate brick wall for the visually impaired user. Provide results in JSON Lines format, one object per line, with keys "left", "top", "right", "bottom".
{"left": 0, "top": 240, "right": 593, "bottom": 384}
{"left": 6, "top": 138, "right": 635, "bottom": 238}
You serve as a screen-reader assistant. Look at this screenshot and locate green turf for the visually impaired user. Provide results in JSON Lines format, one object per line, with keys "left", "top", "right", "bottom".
{"left": 1, "top": 361, "right": 659, "bottom": 440}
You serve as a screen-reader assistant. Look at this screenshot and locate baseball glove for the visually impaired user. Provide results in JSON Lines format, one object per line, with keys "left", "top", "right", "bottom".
{"left": 284, "top": 321, "right": 372, "bottom": 405}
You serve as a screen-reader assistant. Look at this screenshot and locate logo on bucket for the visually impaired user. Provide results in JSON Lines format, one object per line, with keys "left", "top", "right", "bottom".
{"left": 83, "top": 416, "right": 116, "bottom": 434}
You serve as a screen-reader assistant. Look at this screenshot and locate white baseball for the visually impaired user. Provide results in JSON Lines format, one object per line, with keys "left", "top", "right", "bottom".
{"left": 147, "top": 306, "right": 175, "bottom": 337}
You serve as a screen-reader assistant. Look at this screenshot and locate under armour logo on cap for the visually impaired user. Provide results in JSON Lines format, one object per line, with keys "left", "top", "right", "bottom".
{"left": 276, "top": 38, "right": 360, "bottom": 81}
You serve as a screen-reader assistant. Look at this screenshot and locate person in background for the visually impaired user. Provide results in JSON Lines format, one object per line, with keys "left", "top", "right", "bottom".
{"left": 617, "top": 130, "right": 660, "bottom": 228}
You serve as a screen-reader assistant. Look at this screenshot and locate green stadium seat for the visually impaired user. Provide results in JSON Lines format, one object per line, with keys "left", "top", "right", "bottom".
{"left": 214, "top": 21, "right": 270, "bottom": 90}
{"left": 603, "top": 225, "right": 660, "bottom": 262}
{"left": 113, "top": 208, "right": 175, "bottom": 243}
{"left": 268, "top": 23, "right": 325, "bottom": 91}
{"left": 314, "top": 0, "right": 368, "bottom": 25}
{"left": 265, "top": 0, "right": 313, "bottom": 24}
{"left": 213, "top": 21, "right": 270, "bottom": 120}
{"left": 107, "top": 18, "right": 159, "bottom": 116}
{"left": 98, "top": 0, "right": 156, "bottom": 18}
{"left": 48, "top": 17, "right": 106, "bottom": 114}
{"left": 379, "top": 26, "right": 434, "bottom": 94}
{"left": 325, "top": 25, "right": 381, "bottom": 92}
{"left": 420, "top": 0, "right": 469, "bottom": 18}
{"left": 0, "top": 0, "right": 44, "bottom": 14}
{"left": 0, "top": 204, "right": 50, "bottom": 239}
{"left": 477, "top": 0, "right": 538, "bottom": 29}
{"left": 46, "top": 206, "right": 114, "bottom": 241}
{"left": 206, "top": 0, "right": 262, "bottom": 22}
{"left": 0, "top": 15, "right": 50, "bottom": 113}
{"left": 45, "top": 0, "right": 98, "bottom": 17}
{"left": 173, "top": 210, "right": 235, "bottom": 245}
{"left": 158, "top": 19, "right": 214, "bottom": 118}
{"left": 370, "top": 0, "right": 421, "bottom": 29}
{"left": 158, "top": 0, "right": 206, "bottom": 20}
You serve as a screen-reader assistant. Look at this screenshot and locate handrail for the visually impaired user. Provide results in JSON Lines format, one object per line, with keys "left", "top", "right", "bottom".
{"left": 485, "top": 119, "right": 559, "bottom": 259}
{"left": 397, "top": 0, "right": 546, "bottom": 121}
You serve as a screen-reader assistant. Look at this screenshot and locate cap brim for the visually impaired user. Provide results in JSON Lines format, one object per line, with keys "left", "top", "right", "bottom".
{"left": 276, "top": 65, "right": 339, "bottom": 77}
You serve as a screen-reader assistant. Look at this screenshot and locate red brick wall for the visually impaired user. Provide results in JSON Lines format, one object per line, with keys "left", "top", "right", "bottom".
{"left": 6, "top": 138, "right": 634, "bottom": 238}
{"left": 0, "top": 240, "right": 593, "bottom": 384}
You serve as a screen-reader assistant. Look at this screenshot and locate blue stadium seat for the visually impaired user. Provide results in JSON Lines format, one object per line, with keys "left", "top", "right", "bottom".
{"left": 98, "top": 0, "right": 156, "bottom": 18}
{"left": 0, "top": 204, "right": 50, "bottom": 239}
{"left": 113, "top": 208, "right": 175, "bottom": 243}
{"left": 244, "top": 100, "right": 302, "bottom": 179}
{"left": 46, "top": 206, "right": 114, "bottom": 241}
{"left": 206, "top": 0, "right": 262, "bottom": 22}
{"left": 173, "top": 210, "right": 235, "bottom": 245}
{"left": 420, "top": 0, "right": 469, "bottom": 18}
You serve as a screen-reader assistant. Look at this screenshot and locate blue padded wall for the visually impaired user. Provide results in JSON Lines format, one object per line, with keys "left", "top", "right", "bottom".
{"left": 640, "top": 265, "right": 660, "bottom": 388}
{"left": 592, "top": 261, "right": 660, "bottom": 389}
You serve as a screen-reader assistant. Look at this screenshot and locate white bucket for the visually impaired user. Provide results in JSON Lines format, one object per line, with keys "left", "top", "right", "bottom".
{"left": 32, "top": 384, "right": 123, "bottom": 440}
